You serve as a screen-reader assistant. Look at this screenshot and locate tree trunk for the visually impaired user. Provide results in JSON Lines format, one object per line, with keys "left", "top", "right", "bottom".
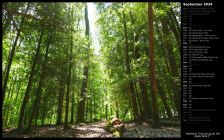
{"left": 76, "top": 66, "right": 88, "bottom": 123}
{"left": 71, "top": 65, "right": 76, "bottom": 123}
{"left": 157, "top": 79, "right": 172, "bottom": 118}
{"left": 139, "top": 77, "right": 152, "bottom": 121}
{"left": 161, "top": 18, "right": 180, "bottom": 118}
{"left": 26, "top": 30, "right": 53, "bottom": 132}
{"left": 148, "top": 3, "right": 160, "bottom": 128}
{"left": 17, "top": 23, "right": 45, "bottom": 131}
{"left": 134, "top": 83, "right": 144, "bottom": 121}
{"left": 115, "top": 92, "right": 119, "bottom": 118}
{"left": 93, "top": 92, "right": 96, "bottom": 120}
{"left": 2, "top": 3, "right": 30, "bottom": 106}
{"left": 56, "top": 68, "right": 65, "bottom": 125}
{"left": 14, "top": 81, "right": 21, "bottom": 104}
{"left": 85, "top": 99, "right": 88, "bottom": 122}
{"left": 164, "top": 59, "right": 178, "bottom": 115}
{"left": 161, "top": 19, "right": 180, "bottom": 77}
{"left": 76, "top": 5, "right": 90, "bottom": 123}
{"left": 129, "top": 11, "right": 153, "bottom": 121}
{"left": 41, "top": 94, "right": 48, "bottom": 125}
{"left": 167, "top": 14, "right": 180, "bottom": 53}
{"left": 6, "top": 79, "right": 14, "bottom": 100}
{"left": 64, "top": 4, "right": 75, "bottom": 129}
{"left": 70, "top": 90, "right": 75, "bottom": 123}
{"left": 155, "top": 22, "right": 178, "bottom": 116}
{"left": 10, "top": 82, "right": 16, "bottom": 101}
{"left": 110, "top": 106, "right": 113, "bottom": 117}
{"left": 122, "top": 10, "right": 140, "bottom": 123}
{"left": 105, "top": 104, "right": 108, "bottom": 120}
{"left": 166, "top": 4, "right": 181, "bottom": 53}
{"left": 64, "top": 62, "right": 71, "bottom": 129}
{"left": 90, "top": 97, "right": 92, "bottom": 122}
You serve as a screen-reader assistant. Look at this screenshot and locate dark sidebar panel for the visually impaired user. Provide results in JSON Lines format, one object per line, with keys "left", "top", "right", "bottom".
{"left": 181, "top": 0, "right": 223, "bottom": 138}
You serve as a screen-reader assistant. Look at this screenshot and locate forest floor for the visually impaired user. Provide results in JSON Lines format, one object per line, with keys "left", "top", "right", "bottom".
{"left": 3, "top": 121, "right": 180, "bottom": 138}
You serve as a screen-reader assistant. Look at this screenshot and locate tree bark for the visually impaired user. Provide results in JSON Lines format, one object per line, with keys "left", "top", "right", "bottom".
{"left": 148, "top": 3, "right": 160, "bottom": 128}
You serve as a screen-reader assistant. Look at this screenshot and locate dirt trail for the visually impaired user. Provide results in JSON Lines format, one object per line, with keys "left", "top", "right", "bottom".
{"left": 73, "top": 121, "right": 113, "bottom": 138}
{"left": 3, "top": 121, "right": 114, "bottom": 138}
{"left": 3, "top": 121, "right": 180, "bottom": 138}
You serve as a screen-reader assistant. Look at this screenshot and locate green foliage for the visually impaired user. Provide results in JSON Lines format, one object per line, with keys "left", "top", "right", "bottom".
{"left": 113, "top": 131, "right": 120, "bottom": 137}
{"left": 2, "top": 2, "right": 180, "bottom": 130}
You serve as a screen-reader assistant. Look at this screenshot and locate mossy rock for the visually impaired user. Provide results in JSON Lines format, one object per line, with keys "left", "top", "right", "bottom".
{"left": 105, "top": 118, "right": 125, "bottom": 137}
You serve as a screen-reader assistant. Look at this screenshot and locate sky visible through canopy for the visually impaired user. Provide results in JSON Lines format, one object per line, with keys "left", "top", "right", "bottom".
{"left": 87, "top": 3, "right": 101, "bottom": 55}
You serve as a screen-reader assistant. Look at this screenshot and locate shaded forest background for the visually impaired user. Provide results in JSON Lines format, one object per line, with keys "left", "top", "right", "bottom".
{"left": 2, "top": 2, "right": 181, "bottom": 134}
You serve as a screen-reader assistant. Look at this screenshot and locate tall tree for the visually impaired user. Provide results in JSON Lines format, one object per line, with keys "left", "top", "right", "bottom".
{"left": 64, "top": 4, "right": 74, "bottom": 129}
{"left": 76, "top": 5, "right": 90, "bottom": 124}
{"left": 56, "top": 66, "right": 65, "bottom": 125}
{"left": 17, "top": 22, "right": 45, "bottom": 131}
{"left": 2, "top": 3, "right": 30, "bottom": 106}
{"left": 129, "top": 10, "right": 152, "bottom": 122}
{"left": 122, "top": 10, "right": 140, "bottom": 123}
{"left": 26, "top": 29, "right": 53, "bottom": 132}
{"left": 161, "top": 18, "right": 180, "bottom": 118}
{"left": 148, "top": 2, "right": 160, "bottom": 128}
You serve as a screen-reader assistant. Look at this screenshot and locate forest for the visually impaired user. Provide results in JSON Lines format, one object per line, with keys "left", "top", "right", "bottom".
{"left": 2, "top": 2, "right": 181, "bottom": 138}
